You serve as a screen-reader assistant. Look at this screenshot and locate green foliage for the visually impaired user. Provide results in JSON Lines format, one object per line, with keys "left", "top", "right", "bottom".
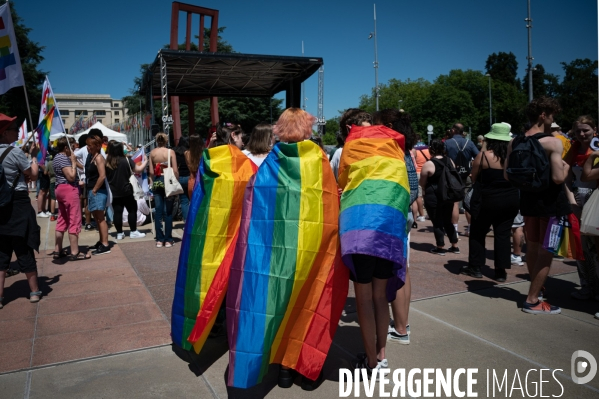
{"left": 180, "top": 96, "right": 283, "bottom": 137}
{"left": 555, "top": 58, "right": 598, "bottom": 128}
{"left": 322, "top": 117, "right": 340, "bottom": 145}
{"left": 0, "top": 2, "right": 45, "bottom": 127}
{"left": 485, "top": 52, "right": 520, "bottom": 89}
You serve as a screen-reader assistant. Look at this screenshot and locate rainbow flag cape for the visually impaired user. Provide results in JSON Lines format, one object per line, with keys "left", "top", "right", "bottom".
{"left": 338, "top": 125, "right": 410, "bottom": 300}
{"left": 36, "top": 106, "right": 55, "bottom": 164}
{"left": 171, "top": 145, "right": 257, "bottom": 352}
{"left": 226, "top": 141, "right": 349, "bottom": 388}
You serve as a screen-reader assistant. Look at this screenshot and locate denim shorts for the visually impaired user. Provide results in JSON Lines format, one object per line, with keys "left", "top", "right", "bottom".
{"left": 88, "top": 188, "right": 108, "bottom": 212}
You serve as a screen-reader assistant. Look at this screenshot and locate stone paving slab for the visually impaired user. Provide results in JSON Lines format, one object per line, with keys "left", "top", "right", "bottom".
{"left": 2, "top": 274, "right": 597, "bottom": 398}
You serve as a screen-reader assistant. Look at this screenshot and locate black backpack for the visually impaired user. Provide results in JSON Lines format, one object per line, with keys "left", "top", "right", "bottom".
{"left": 452, "top": 138, "right": 472, "bottom": 180}
{"left": 0, "top": 147, "right": 20, "bottom": 207}
{"left": 506, "top": 133, "right": 552, "bottom": 192}
{"left": 433, "top": 157, "right": 465, "bottom": 203}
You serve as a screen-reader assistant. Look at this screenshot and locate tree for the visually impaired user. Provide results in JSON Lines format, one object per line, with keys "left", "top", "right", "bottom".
{"left": 555, "top": 58, "right": 598, "bottom": 128}
{"left": 485, "top": 52, "right": 520, "bottom": 89}
{"left": 0, "top": 1, "right": 45, "bottom": 127}
{"left": 521, "top": 64, "right": 560, "bottom": 99}
{"left": 322, "top": 117, "right": 340, "bottom": 146}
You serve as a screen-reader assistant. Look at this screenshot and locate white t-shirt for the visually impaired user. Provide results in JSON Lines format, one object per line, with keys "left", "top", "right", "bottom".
{"left": 329, "top": 147, "right": 343, "bottom": 180}
{"left": 242, "top": 149, "right": 268, "bottom": 167}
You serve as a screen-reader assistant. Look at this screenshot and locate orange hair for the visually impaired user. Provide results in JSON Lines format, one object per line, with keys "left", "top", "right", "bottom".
{"left": 273, "top": 108, "right": 316, "bottom": 143}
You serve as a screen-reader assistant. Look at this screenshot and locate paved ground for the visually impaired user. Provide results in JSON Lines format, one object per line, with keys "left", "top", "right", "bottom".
{"left": 0, "top": 194, "right": 598, "bottom": 398}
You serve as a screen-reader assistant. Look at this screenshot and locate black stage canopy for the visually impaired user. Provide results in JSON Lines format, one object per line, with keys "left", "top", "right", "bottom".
{"left": 140, "top": 49, "right": 323, "bottom": 107}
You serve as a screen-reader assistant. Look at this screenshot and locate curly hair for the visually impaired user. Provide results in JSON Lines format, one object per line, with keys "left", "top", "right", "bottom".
{"left": 372, "top": 109, "right": 416, "bottom": 150}
{"left": 273, "top": 108, "right": 316, "bottom": 143}
{"left": 339, "top": 108, "right": 372, "bottom": 140}
{"left": 526, "top": 96, "right": 562, "bottom": 123}
{"left": 428, "top": 139, "right": 446, "bottom": 157}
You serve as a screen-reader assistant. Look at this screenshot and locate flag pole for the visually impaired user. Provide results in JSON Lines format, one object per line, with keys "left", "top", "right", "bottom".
{"left": 22, "top": 85, "right": 35, "bottom": 147}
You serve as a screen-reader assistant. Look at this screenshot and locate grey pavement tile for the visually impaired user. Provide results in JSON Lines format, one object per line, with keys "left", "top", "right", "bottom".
{"left": 27, "top": 346, "right": 214, "bottom": 399}
{"left": 0, "top": 370, "right": 27, "bottom": 398}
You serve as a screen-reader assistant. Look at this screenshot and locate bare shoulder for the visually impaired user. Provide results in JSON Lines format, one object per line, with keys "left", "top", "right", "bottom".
{"left": 537, "top": 135, "right": 562, "bottom": 154}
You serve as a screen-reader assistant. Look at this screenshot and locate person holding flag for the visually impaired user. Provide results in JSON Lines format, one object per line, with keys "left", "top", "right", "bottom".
{"left": 0, "top": 114, "right": 42, "bottom": 308}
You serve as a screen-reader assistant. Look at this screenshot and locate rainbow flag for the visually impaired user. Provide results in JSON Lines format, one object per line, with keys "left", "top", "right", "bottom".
{"left": 36, "top": 106, "right": 55, "bottom": 164}
{"left": 338, "top": 125, "right": 410, "bottom": 300}
{"left": 226, "top": 141, "right": 349, "bottom": 388}
{"left": 171, "top": 145, "right": 257, "bottom": 352}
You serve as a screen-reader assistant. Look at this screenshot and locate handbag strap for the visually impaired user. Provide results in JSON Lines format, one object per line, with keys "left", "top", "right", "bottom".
{"left": 167, "top": 148, "right": 171, "bottom": 169}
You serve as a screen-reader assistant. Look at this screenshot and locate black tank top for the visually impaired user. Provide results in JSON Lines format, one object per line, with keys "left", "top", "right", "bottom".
{"left": 85, "top": 153, "right": 100, "bottom": 190}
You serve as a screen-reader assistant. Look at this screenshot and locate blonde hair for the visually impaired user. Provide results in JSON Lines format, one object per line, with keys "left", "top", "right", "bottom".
{"left": 576, "top": 115, "right": 596, "bottom": 130}
{"left": 273, "top": 108, "right": 316, "bottom": 143}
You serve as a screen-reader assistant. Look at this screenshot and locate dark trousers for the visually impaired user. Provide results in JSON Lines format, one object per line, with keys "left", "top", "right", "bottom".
{"left": 468, "top": 197, "right": 518, "bottom": 271}
{"left": 112, "top": 196, "right": 138, "bottom": 233}
{"left": 426, "top": 201, "right": 458, "bottom": 247}
{"left": 0, "top": 235, "right": 37, "bottom": 273}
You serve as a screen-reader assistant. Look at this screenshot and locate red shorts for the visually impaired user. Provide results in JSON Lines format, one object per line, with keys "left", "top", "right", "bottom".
{"left": 56, "top": 184, "right": 82, "bottom": 235}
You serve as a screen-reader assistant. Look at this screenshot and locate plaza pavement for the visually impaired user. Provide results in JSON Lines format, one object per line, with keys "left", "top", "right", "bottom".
{"left": 0, "top": 194, "right": 598, "bottom": 398}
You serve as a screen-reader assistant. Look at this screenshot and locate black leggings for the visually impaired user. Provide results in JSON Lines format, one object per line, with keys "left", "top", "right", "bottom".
{"left": 425, "top": 200, "right": 458, "bottom": 247}
{"left": 112, "top": 196, "right": 137, "bottom": 233}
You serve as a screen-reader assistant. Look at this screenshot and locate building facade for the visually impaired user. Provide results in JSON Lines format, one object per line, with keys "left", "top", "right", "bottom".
{"left": 54, "top": 94, "right": 128, "bottom": 132}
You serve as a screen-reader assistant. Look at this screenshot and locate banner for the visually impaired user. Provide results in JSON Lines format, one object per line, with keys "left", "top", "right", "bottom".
{"left": 36, "top": 106, "right": 54, "bottom": 165}
{"left": 12, "top": 119, "right": 27, "bottom": 147}
{"left": 39, "top": 76, "right": 66, "bottom": 135}
{"left": 0, "top": 3, "right": 24, "bottom": 95}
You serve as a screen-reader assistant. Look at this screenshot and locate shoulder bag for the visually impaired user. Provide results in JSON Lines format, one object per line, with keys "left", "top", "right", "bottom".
{"left": 164, "top": 149, "right": 183, "bottom": 197}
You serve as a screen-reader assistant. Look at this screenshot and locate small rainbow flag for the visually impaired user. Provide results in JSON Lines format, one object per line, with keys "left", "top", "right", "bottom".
{"left": 338, "top": 125, "right": 410, "bottom": 299}
{"left": 226, "top": 141, "right": 349, "bottom": 388}
{"left": 171, "top": 145, "right": 257, "bottom": 352}
{"left": 36, "top": 106, "right": 55, "bottom": 164}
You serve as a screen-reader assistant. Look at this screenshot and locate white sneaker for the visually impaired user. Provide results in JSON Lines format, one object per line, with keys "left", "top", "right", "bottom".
{"left": 129, "top": 231, "right": 146, "bottom": 239}
{"left": 378, "top": 358, "right": 388, "bottom": 368}
{"left": 511, "top": 254, "right": 524, "bottom": 266}
{"left": 416, "top": 216, "right": 426, "bottom": 222}
{"left": 116, "top": 233, "right": 125, "bottom": 240}
{"left": 37, "top": 212, "right": 49, "bottom": 218}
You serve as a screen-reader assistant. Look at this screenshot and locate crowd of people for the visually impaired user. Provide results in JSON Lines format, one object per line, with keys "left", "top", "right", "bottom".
{"left": 0, "top": 95, "right": 597, "bottom": 388}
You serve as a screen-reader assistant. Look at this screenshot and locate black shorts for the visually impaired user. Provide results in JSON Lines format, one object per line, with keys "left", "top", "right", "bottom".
{"left": 0, "top": 235, "right": 37, "bottom": 273}
{"left": 39, "top": 174, "right": 50, "bottom": 190}
{"left": 350, "top": 254, "right": 394, "bottom": 284}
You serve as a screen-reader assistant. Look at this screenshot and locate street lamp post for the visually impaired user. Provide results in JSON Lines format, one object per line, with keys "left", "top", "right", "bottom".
{"left": 525, "top": 0, "right": 534, "bottom": 103}
{"left": 368, "top": 4, "right": 379, "bottom": 111}
{"left": 485, "top": 73, "right": 492, "bottom": 129}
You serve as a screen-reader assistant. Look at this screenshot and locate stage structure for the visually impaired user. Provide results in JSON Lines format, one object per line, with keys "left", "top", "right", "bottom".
{"left": 140, "top": 2, "right": 324, "bottom": 143}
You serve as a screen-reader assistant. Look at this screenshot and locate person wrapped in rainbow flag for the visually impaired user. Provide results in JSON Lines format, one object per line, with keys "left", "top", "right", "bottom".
{"left": 172, "top": 108, "right": 349, "bottom": 390}
{"left": 337, "top": 108, "right": 410, "bottom": 377}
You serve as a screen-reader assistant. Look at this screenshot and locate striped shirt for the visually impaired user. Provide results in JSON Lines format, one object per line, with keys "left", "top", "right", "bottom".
{"left": 53, "top": 153, "right": 77, "bottom": 186}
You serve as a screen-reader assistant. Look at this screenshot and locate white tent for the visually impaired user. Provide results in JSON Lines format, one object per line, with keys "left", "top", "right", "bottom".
{"left": 74, "top": 122, "right": 127, "bottom": 143}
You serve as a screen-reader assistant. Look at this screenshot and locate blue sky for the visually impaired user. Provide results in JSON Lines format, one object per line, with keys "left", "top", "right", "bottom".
{"left": 18, "top": 0, "right": 598, "bottom": 120}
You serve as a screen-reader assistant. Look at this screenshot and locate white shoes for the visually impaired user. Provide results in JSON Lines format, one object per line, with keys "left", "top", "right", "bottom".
{"left": 129, "top": 231, "right": 146, "bottom": 239}
{"left": 416, "top": 216, "right": 426, "bottom": 222}
{"left": 37, "top": 212, "right": 50, "bottom": 218}
{"left": 116, "top": 233, "right": 125, "bottom": 240}
{"left": 511, "top": 254, "right": 524, "bottom": 266}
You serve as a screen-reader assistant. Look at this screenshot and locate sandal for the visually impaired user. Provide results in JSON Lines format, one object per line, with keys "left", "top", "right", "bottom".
{"left": 50, "top": 249, "right": 69, "bottom": 259}
{"left": 165, "top": 241, "right": 173, "bottom": 248}
{"left": 30, "top": 291, "right": 42, "bottom": 303}
{"left": 156, "top": 242, "right": 164, "bottom": 248}
{"left": 68, "top": 252, "right": 91, "bottom": 261}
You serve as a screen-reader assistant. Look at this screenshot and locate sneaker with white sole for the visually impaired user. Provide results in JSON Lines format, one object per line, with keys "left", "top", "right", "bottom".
{"left": 511, "top": 254, "right": 524, "bottom": 266}
{"left": 92, "top": 244, "right": 111, "bottom": 256}
{"left": 129, "top": 230, "right": 146, "bottom": 239}
{"left": 416, "top": 216, "right": 426, "bottom": 222}
{"left": 116, "top": 233, "right": 125, "bottom": 240}
{"left": 522, "top": 300, "right": 561, "bottom": 315}
{"left": 37, "top": 212, "right": 49, "bottom": 218}
{"left": 387, "top": 327, "right": 410, "bottom": 344}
